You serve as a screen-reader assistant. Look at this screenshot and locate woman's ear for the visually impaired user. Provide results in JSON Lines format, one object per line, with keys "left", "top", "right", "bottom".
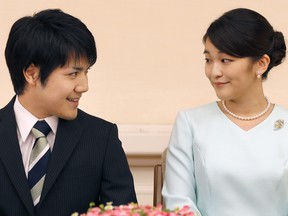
{"left": 257, "top": 54, "right": 270, "bottom": 76}
{"left": 23, "top": 64, "right": 40, "bottom": 85}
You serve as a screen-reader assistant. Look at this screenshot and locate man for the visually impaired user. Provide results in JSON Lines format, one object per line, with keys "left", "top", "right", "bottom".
{"left": 0, "top": 9, "right": 137, "bottom": 216}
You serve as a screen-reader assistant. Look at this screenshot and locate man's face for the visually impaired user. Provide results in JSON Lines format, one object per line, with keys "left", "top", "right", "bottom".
{"left": 25, "top": 58, "right": 91, "bottom": 120}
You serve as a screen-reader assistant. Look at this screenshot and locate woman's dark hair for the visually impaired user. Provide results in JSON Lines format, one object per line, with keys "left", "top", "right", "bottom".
{"left": 203, "top": 8, "right": 286, "bottom": 80}
{"left": 5, "top": 9, "right": 97, "bottom": 94}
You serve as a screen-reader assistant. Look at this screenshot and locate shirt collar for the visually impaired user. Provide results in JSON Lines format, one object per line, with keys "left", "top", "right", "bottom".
{"left": 14, "top": 96, "right": 59, "bottom": 142}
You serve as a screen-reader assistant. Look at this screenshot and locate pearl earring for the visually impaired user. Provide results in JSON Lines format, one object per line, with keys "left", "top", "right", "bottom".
{"left": 257, "top": 72, "right": 261, "bottom": 79}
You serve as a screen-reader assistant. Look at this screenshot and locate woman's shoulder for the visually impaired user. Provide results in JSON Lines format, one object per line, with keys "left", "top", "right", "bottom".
{"left": 274, "top": 104, "right": 288, "bottom": 113}
{"left": 272, "top": 104, "right": 288, "bottom": 120}
{"left": 174, "top": 101, "right": 221, "bottom": 126}
{"left": 179, "top": 101, "right": 219, "bottom": 117}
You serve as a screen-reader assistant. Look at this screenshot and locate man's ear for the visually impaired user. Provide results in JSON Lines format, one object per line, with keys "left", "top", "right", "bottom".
{"left": 256, "top": 54, "right": 270, "bottom": 76}
{"left": 23, "top": 64, "right": 40, "bottom": 85}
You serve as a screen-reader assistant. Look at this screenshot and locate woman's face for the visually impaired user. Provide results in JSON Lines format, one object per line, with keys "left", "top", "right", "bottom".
{"left": 204, "top": 38, "right": 259, "bottom": 101}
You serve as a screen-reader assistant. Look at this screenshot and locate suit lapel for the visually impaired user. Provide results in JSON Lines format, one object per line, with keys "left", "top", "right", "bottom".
{"left": 0, "top": 97, "right": 35, "bottom": 216}
{"left": 0, "top": 98, "right": 84, "bottom": 211}
{"left": 40, "top": 117, "right": 83, "bottom": 203}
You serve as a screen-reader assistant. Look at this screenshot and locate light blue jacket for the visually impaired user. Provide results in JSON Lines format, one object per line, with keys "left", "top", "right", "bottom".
{"left": 162, "top": 102, "right": 288, "bottom": 216}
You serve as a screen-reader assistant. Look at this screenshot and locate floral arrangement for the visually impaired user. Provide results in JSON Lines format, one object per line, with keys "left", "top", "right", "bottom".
{"left": 71, "top": 202, "right": 195, "bottom": 216}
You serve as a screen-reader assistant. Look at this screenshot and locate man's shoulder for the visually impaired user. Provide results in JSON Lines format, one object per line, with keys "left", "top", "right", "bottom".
{"left": 76, "top": 109, "right": 115, "bottom": 128}
{"left": 0, "top": 97, "right": 16, "bottom": 120}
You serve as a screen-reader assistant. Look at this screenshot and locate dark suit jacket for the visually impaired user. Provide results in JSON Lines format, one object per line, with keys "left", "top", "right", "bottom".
{"left": 0, "top": 97, "right": 137, "bottom": 216}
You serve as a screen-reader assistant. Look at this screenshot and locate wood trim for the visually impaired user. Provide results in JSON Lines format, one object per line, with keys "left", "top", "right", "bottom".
{"left": 127, "top": 154, "right": 161, "bottom": 167}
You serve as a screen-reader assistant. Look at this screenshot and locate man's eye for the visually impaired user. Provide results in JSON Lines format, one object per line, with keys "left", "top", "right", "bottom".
{"left": 69, "top": 72, "right": 78, "bottom": 77}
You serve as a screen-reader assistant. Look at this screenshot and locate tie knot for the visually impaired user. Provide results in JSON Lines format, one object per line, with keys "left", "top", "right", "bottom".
{"left": 32, "top": 120, "right": 51, "bottom": 138}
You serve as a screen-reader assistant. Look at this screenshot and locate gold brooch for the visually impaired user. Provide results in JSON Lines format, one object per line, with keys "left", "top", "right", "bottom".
{"left": 274, "top": 119, "right": 284, "bottom": 130}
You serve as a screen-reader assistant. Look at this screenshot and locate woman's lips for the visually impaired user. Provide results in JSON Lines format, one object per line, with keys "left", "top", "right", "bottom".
{"left": 214, "top": 82, "right": 229, "bottom": 87}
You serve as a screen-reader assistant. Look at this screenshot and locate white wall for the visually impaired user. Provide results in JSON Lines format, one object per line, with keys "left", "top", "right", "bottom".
{"left": 1, "top": 0, "right": 288, "bottom": 125}
{"left": 1, "top": 0, "right": 288, "bottom": 206}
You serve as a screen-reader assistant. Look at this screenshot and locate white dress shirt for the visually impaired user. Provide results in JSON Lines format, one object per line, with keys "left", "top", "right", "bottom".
{"left": 162, "top": 102, "right": 288, "bottom": 216}
{"left": 13, "top": 96, "right": 58, "bottom": 177}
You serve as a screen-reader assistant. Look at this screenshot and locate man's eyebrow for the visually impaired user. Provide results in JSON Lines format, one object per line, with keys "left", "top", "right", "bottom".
{"left": 72, "top": 66, "right": 85, "bottom": 71}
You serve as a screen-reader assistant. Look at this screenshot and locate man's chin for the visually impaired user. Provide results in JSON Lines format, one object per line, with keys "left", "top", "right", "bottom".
{"left": 61, "top": 110, "right": 78, "bottom": 120}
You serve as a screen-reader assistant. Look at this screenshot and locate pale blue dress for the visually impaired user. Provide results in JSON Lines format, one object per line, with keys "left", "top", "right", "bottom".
{"left": 162, "top": 102, "right": 288, "bottom": 216}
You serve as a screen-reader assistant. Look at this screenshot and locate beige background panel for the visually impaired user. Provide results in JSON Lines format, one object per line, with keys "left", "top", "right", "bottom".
{"left": 1, "top": 0, "right": 288, "bottom": 124}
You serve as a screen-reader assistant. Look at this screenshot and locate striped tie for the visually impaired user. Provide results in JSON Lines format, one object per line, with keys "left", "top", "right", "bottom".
{"left": 28, "top": 120, "right": 51, "bottom": 206}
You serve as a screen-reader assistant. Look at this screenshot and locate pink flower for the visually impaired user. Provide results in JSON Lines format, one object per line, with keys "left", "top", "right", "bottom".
{"left": 72, "top": 203, "right": 194, "bottom": 216}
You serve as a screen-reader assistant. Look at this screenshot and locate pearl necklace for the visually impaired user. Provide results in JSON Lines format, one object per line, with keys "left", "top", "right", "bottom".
{"left": 222, "top": 97, "right": 271, "bottom": 121}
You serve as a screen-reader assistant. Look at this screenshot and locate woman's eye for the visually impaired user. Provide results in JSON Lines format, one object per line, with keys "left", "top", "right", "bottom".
{"left": 222, "top": 59, "right": 232, "bottom": 63}
{"left": 205, "top": 58, "right": 210, "bottom": 63}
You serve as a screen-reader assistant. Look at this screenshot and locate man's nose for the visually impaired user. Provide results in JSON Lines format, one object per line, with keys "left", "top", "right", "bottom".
{"left": 75, "top": 73, "right": 89, "bottom": 93}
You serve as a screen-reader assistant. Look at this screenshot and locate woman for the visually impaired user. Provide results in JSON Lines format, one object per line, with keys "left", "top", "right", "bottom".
{"left": 162, "top": 8, "right": 287, "bottom": 216}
